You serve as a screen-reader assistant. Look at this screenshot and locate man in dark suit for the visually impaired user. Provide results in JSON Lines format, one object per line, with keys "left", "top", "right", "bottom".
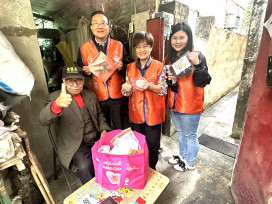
{"left": 40, "top": 66, "right": 111, "bottom": 184}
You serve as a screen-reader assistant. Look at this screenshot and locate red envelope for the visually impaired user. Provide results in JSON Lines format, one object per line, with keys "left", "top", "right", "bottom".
{"left": 89, "top": 51, "right": 116, "bottom": 82}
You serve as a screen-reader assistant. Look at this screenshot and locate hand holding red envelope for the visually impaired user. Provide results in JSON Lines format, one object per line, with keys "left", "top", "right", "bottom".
{"left": 88, "top": 51, "right": 116, "bottom": 82}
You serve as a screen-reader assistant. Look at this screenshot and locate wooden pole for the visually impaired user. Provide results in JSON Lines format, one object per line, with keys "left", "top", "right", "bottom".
{"left": 30, "top": 165, "right": 52, "bottom": 204}
{"left": 23, "top": 134, "right": 55, "bottom": 204}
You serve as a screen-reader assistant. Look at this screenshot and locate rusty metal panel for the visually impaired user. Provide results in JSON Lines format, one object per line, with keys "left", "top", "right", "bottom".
{"left": 231, "top": 1, "right": 272, "bottom": 203}
{"left": 147, "top": 17, "right": 164, "bottom": 62}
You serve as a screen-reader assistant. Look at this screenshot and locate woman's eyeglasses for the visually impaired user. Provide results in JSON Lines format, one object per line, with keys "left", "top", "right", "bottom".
{"left": 135, "top": 45, "right": 150, "bottom": 50}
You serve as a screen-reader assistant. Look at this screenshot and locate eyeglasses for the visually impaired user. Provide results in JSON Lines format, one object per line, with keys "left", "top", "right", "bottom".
{"left": 91, "top": 21, "right": 108, "bottom": 27}
{"left": 135, "top": 45, "right": 150, "bottom": 50}
{"left": 65, "top": 78, "right": 84, "bottom": 86}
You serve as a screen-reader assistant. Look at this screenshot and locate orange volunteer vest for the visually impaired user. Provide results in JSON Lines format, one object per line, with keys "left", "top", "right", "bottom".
{"left": 80, "top": 39, "right": 124, "bottom": 101}
{"left": 127, "top": 60, "right": 166, "bottom": 126}
{"left": 166, "top": 50, "right": 204, "bottom": 113}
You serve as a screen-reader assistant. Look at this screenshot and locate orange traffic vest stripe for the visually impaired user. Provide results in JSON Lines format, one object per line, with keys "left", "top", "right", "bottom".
{"left": 80, "top": 39, "right": 124, "bottom": 101}
{"left": 127, "top": 60, "right": 166, "bottom": 126}
{"left": 167, "top": 50, "right": 204, "bottom": 113}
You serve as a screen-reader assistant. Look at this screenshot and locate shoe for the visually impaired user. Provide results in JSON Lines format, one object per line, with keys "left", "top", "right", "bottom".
{"left": 174, "top": 162, "right": 196, "bottom": 172}
{"left": 186, "top": 164, "right": 196, "bottom": 170}
{"left": 168, "top": 155, "right": 186, "bottom": 165}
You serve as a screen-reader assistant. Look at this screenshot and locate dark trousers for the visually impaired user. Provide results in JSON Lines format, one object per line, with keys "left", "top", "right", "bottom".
{"left": 122, "top": 97, "right": 132, "bottom": 129}
{"left": 99, "top": 98, "right": 123, "bottom": 130}
{"left": 71, "top": 141, "right": 95, "bottom": 185}
{"left": 132, "top": 123, "right": 162, "bottom": 170}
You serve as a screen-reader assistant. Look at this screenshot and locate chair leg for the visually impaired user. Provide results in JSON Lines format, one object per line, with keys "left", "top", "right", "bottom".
{"left": 53, "top": 149, "right": 57, "bottom": 180}
{"left": 48, "top": 126, "right": 73, "bottom": 193}
{"left": 60, "top": 164, "right": 73, "bottom": 193}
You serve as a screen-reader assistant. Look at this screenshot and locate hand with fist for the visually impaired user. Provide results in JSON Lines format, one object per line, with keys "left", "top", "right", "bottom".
{"left": 115, "top": 61, "right": 123, "bottom": 71}
{"left": 55, "top": 83, "right": 72, "bottom": 108}
{"left": 82, "top": 65, "right": 91, "bottom": 75}
{"left": 186, "top": 52, "right": 199, "bottom": 65}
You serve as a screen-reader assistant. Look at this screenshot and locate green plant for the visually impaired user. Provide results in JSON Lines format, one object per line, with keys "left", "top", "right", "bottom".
{"left": 241, "top": 0, "right": 254, "bottom": 29}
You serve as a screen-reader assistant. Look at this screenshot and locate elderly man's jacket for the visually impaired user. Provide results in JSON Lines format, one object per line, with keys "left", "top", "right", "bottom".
{"left": 40, "top": 89, "right": 111, "bottom": 169}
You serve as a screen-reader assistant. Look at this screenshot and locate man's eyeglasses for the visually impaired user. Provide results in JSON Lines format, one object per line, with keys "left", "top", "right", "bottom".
{"left": 135, "top": 45, "right": 150, "bottom": 50}
{"left": 65, "top": 78, "right": 84, "bottom": 86}
{"left": 91, "top": 22, "right": 108, "bottom": 27}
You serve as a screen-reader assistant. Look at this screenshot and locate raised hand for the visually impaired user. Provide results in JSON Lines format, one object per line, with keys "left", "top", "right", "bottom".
{"left": 83, "top": 65, "right": 91, "bottom": 75}
{"left": 55, "top": 83, "right": 72, "bottom": 107}
{"left": 186, "top": 52, "right": 199, "bottom": 65}
{"left": 167, "top": 69, "right": 176, "bottom": 81}
{"left": 123, "top": 77, "right": 132, "bottom": 93}
{"left": 115, "top": 61, "right": 123, "bottom": 71}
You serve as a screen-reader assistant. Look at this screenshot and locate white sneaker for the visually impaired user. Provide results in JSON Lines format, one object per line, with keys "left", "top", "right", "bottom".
{"left": 168, "top": 155, "right": 186, "bottom": 165}
{"left": 187, "top": 164, "right": 196, "bottom": 170}
{"left": 168, "top": 155, "right": 180, "bottom": 164}
{"left": 174, "top": 163, "right": 196, "bottom": 172}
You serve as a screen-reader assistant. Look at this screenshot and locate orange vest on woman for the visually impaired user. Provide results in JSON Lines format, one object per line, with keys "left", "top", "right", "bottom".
{"left": 80, "top": 39, "right": 124, "bottom": 101}
{"left": 127, "top": 60, "right": 166, "bottom": 126}
{"left": 167, "top": 51, "right": 204, "bottom": 113}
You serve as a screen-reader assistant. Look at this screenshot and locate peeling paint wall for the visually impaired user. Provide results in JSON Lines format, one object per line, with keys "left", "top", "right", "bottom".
{"left": 0, "top": 0, "right": 53, "bottom": 177}
{"left": 194, "top": 17, "right": 247, "bottom": 109}
{"left": 159, "top": 1, "right": 189, "bottom": 24}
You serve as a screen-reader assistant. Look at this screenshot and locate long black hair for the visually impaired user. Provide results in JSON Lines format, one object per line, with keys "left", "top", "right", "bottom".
{"left": 165, "top": 22, "right": 193, "bottom": 64}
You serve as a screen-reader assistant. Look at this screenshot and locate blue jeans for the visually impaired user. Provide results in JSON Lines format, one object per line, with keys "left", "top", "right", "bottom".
{"left": 171, "top": 111, "right": 201, "bottom": 166}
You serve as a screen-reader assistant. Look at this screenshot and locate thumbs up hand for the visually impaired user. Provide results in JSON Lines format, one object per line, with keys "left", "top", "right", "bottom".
{"left": 56, "top": 83, "right": 72, "bottom": 107}
{"left": 123, "top": 77, "right": 132, "bottom": 93}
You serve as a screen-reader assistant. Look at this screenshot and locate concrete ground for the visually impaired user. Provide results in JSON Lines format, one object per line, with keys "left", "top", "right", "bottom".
{"left": 48, "top": 88, "right": 239, "bottom": 204}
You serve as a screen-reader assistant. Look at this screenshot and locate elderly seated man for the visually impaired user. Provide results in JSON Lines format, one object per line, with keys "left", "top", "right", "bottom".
{"left": 40, "top": 66, "right": 111, "bottom": 184}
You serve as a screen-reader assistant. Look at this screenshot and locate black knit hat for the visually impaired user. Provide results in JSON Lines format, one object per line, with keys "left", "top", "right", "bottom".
{"left": 62, "top": 66, "right": 84, "bottom": 79}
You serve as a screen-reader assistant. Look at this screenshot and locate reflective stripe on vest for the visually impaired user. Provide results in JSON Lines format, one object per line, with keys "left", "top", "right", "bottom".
{"left": 167, "top": 50, "right": 204, "bottom": 113}
{"left": 127, "top": 60, "right": 166, "bottom": 126}
{"left": 80, "top": 39, "right": 124, "bottom": 101}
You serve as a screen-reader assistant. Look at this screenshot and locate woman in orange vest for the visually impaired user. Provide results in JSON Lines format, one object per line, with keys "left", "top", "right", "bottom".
{"left": 122, "top": 32, "right": 167, "bottom": 169}
{"left": 166, "top": 23, "right": 211, "bottom": 172}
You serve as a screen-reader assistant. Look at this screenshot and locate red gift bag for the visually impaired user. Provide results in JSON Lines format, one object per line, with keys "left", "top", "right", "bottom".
{"left": 91, "top": 130, "right": 149, "bottom": 190}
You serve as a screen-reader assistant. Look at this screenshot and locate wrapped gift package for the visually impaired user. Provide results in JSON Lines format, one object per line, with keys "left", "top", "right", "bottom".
{"left": 169, "top": 51, "right": 195, "bottom": 77}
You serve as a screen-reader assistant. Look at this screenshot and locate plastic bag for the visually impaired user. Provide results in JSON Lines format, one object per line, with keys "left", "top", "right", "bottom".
{"left": 169, "top": 51, "right": 195, "bottom": 77}
{"left": 0, "top": 31, "right": 34, "bottom": 96}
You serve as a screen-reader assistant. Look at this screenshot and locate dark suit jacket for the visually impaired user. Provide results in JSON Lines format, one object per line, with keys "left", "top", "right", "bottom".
{"left": 39, "top": 89, "right": 111, "bottom": 169}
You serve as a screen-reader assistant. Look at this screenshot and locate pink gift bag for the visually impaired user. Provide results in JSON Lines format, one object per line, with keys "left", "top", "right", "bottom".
{"left": 91, "top": 130, "right": 149, "bottom": 190}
